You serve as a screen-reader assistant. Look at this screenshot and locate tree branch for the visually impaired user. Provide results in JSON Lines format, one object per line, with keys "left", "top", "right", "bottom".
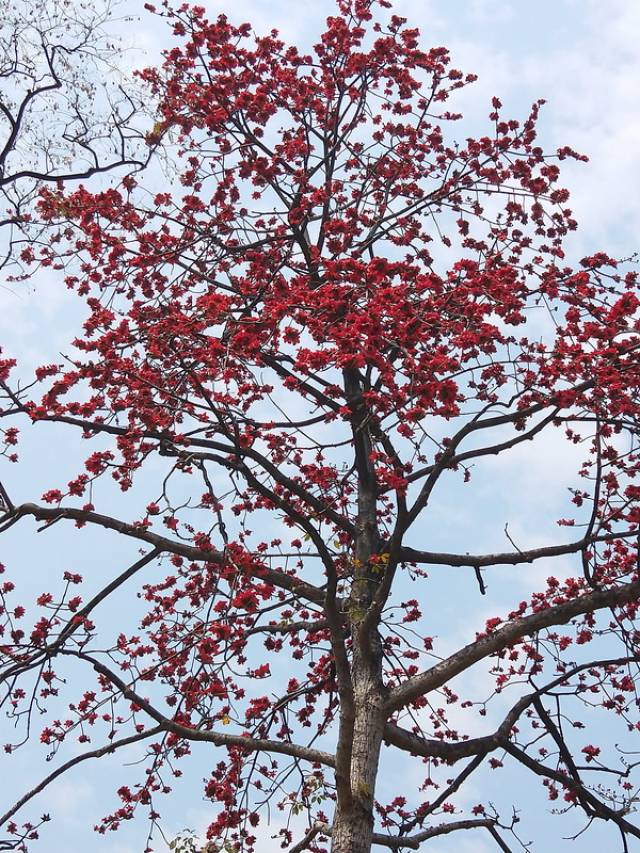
{"left": 384, "top": 656, "right": 639, "bottom": 763}
{"left": 1, "top": 502, "right": 327, "bottom": 605}
{"left": 386, "top": 581, "right": 640, "bottom": 712}
{"left": 372, "top": 818, "right": 507, "bottom": 850}
{"left": 61, "top": 650, "right": 336, "bottom": 768}
{"left": 0, "top": 725, "right": 165, "bottom": 829}
{"left": 400, "top": 529, "right": 639, "bottom": 569}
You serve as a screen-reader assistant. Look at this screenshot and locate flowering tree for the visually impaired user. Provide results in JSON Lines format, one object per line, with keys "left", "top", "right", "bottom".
{"left": 1, "top": 1, "right": 640, "bottom": 852}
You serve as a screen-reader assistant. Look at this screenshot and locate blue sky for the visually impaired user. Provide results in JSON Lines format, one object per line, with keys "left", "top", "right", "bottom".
{"left": 2, "top": 1, "right": 640, "bottom": 852}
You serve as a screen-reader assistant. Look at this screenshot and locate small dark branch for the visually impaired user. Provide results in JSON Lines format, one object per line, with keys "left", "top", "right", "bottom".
{"left": 0, "top": 548, "right": 160, "bottom": 687}
{"left": 402, "top": 409, "right": 559, "bottom": 489}
{"left": 1, "top": 159, "right": 150, "bottom": 188}
{"left": 162, "top": 436, "right": 353, "bottom": 536}
{"left": 289, "top": 824, "right": 324, "bottom": 853}
{"left": 0, "top": 481, "right": 13, "bottom": 512}
{"left": 423, "top": 754, "right": 487, "bottom": 821}
{"left": 502, "top": 740, "right": 640, "bottom": 839}
{"left": 583, "top": 420, "right": 603, "bottom": 588}
{"left": 0, "top": 726, "right": 165, "bottom": 829}
{"left": 246, "top": 618, "right": 333, "bottom": 637}
{"left": 403, "top": 404, "right": 565, "bottom": 529}
{"left": 58, "top": 548, "right": 161, "bottom": 646}
{"left": 487, "top": 824, "right": 514, "bottom": 853}
{"left": 262, "top": 353, "right": 341, "bottom": 412}
{"left": 532, "top": 696, "right": 582, "bottom": 783}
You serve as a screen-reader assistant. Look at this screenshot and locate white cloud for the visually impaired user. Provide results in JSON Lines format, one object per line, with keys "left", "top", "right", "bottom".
{"left": 40, "top": 777, "right": 94, "bottom": 817}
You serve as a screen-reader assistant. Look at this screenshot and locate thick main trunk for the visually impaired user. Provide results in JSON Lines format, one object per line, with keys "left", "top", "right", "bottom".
{"left": 331, "top": 803, "right": 376, "bottom": 853}
{"left": 330, "top": 678, "right": 385, "bottom": 853}
{"left": 334, "top": 368, "right": 386, "bottom": 852}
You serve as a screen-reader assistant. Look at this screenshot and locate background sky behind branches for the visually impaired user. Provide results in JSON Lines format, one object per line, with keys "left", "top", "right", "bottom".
{"left": 2, "top": 1, "right": 640, "bottom": 851}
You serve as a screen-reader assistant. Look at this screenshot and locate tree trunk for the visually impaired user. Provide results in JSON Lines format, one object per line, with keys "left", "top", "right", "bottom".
{"left": 333, "top": 367, "right": 386, "bottom": 852}
{"left": 330, "top": 677, "right": 385, "bottom": 853}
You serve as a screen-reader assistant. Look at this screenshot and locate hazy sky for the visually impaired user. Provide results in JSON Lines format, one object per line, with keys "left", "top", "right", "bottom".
{"left": 2, "top": 2, "right": 640, "bottom": 852}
